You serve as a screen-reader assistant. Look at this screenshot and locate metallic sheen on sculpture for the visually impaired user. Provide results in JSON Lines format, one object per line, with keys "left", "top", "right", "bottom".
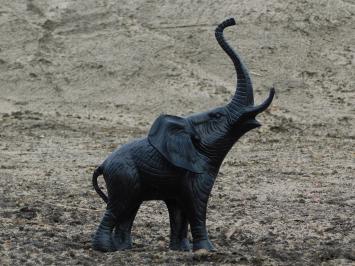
{"left": 91, "top": 18, "right": 275, "bottom": 252}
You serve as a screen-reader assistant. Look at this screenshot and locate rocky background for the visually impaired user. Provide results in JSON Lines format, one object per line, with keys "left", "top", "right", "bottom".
{"left": 0, "top": 0, "right": 354, "bottom": 265}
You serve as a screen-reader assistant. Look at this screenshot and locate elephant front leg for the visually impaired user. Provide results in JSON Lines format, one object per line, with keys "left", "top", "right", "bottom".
{"left": 165, "top": 199, "right": 191, "bottom": 251}
{"left": 183, "top": 175, "right": 216, "bottom": 252}
{"left": 187, "top": 204, "right": 215, "bottom": 252}
{"left": 190, "top": 221, "right": 215, "bottom": 252}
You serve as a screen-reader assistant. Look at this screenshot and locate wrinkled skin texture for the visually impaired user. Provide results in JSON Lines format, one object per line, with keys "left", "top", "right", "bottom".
{"left": 92, "top": 18, "right": 275, "bottom": 252}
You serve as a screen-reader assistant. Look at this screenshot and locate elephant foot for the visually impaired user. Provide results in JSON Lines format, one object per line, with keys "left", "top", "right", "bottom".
{"left": 112, "top": 230, "right": 133, "bottom": 251}
{"left": 92, "top": 232, "right": 116, "bottom": 252}
{"left": 193, "top": 239, "right": 216, "bottom": 252}
{"left": 169, "top": 238, "right": 191, "bottom": 252}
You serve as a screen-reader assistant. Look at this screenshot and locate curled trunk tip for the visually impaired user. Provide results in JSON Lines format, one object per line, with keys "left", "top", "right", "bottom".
{"left": 215, "top": 18, "right": 236, "bottom": 32}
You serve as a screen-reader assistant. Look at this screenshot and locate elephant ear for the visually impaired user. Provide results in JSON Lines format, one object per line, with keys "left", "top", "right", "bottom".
{"left": 148, "top": 115, "right": 207, "bottom": 173}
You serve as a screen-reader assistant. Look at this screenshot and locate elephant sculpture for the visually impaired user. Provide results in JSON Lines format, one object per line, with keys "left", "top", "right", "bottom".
{"left": 91, "top": 18, "right": 275, "bottom": 252}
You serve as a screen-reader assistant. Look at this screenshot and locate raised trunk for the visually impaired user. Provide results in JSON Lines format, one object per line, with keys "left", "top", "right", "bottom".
{"left": 215, "top": 18, "right": 254, "bottom": 111}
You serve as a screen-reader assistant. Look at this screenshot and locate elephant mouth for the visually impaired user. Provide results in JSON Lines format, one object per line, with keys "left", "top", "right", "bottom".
{"left": 244, "top": 118, "right": 261, "bottom": 128}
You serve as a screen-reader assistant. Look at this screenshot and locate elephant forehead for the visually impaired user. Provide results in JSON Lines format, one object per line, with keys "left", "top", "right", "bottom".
{"left": 186, "top": 111, "right": 211, "bottom": 124}
{"left": 186, "top": 107, "right": 226, "bottom": 124}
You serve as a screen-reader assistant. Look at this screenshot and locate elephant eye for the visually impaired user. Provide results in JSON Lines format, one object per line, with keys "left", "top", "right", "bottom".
{"left": 209, "top": 112, "right": 223, "bottom": 119}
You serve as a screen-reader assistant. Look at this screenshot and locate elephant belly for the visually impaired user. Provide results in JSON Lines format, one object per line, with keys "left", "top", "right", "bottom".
{"left": 132, "top": 138, "right": 185, "bottom": 200}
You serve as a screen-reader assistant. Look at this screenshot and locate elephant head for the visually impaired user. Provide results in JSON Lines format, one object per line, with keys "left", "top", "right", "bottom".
{"left": 148, "top": 18, "right": 275, "bottom": 174}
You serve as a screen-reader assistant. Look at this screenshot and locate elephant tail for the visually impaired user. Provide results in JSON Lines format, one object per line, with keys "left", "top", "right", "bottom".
{"left": 92, "top": 166, "right": 108, "bottom": 203}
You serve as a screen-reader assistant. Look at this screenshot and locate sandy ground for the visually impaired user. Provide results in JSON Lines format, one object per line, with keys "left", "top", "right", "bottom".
{"left": 0, "top": 0, "right": 354, "bottom": 265}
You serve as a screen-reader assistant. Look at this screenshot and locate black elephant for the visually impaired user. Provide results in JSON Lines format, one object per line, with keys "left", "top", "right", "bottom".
{"left": 91, "top": 18, "right": 275, "bottom": 252}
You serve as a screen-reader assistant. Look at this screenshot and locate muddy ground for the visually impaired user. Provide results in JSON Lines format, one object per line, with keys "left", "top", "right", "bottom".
{"left": 0, "top": 0, "right": 354, "bottom": 265}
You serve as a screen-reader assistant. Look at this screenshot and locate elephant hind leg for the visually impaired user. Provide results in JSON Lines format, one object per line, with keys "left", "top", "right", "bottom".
{"left": 92, "top": 209, "right": 116, "bottom": 252}
{"left": 97, "top": 166, "right": 140, "bottom": 251}
{"left": 112, "top": 202, "right": 141, "bottom": 250}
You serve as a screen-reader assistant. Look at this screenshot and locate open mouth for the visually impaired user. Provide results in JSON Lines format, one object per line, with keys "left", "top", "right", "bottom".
{"left": 244, "top": 119, "right": 261, "bottom": 128}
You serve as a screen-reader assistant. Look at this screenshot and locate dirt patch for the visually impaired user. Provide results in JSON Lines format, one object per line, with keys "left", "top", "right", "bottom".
{"left": 0, "top": 0, "right": 354, "bottom": 265}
